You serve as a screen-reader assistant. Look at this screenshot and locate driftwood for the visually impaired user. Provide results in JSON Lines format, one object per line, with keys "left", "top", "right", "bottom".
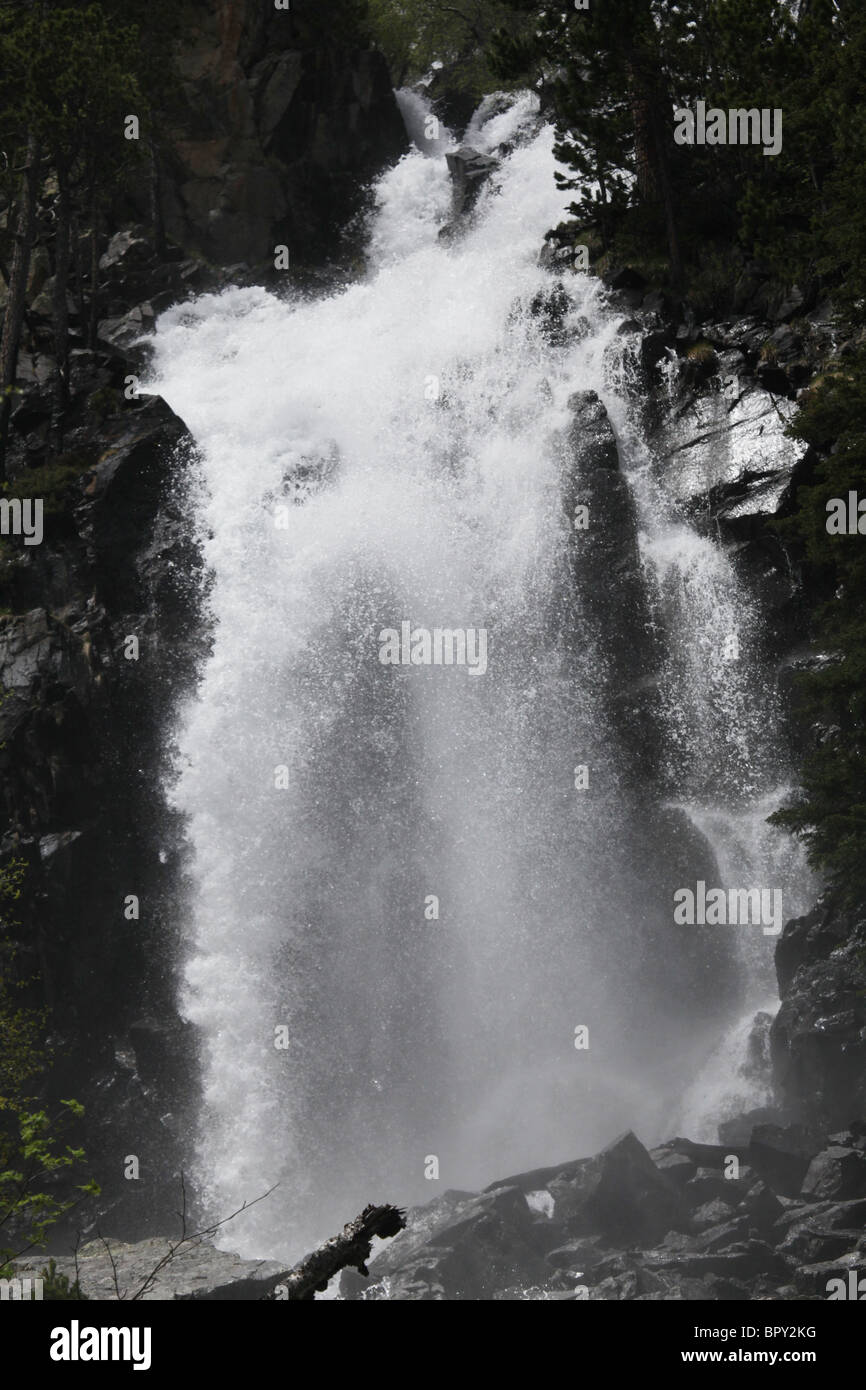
{"left": 262, "top": 1204, "right": 406, "bottom": 1300}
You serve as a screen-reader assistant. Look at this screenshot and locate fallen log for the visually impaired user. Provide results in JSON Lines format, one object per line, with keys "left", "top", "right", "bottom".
{"left": 262, "top": 1203, "right": 406, "bottom": 1300}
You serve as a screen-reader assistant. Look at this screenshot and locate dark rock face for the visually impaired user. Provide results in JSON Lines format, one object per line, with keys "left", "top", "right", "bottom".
{"left": 0, "top": 356, "right": 203, "bottom": 1237}
{"left": 771, "top": 901, "right": 866, "bottom": 1129}
{"left": 560, "top": 389, "right": 665, "bottom": 792}
{"left": 154, "top": 0, "right": 408, "bottom": 265}
{"left": 561, "top": 389, "right": 660, "bottom": 703}
{"left": 1, "top": 2, "right": 413, "bottom": 1245}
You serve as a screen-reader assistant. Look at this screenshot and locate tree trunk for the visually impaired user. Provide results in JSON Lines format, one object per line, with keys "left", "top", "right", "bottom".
{"left": 631, "top": 84, "right": 657, "bottom": 202}
{"left": 71, "top": 210, "right": 87, "bottom": 349}
{"left": 627, "top": 55, "right": 683, "bottom": 292}
{"left": 50, "top": 164, "right": 72, "bottom": 447}
{"left": 648, "top": 96, "right": 684, "bottom": 292}
{"left": 88, "top": 185, "right": 100, "bottom": 352}
{"left": 0, "top": 133, "right": 41, "bottom": 477}
{"left": 149, "top": 137, "right": 167, "bottom": 260}
{"left": 260, "top": 1203, "right": 406, "bottom": 1300}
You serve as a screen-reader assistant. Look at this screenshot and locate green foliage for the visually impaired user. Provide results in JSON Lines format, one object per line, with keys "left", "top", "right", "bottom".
{"left": 769, "top": 351, "right": 866, "bottom": 904}
{"left": 367, "top": 0, "right": 532, "bottom": 95}
{"left": 490, "top": 0, "right": 865, "bottom": 303}
{"left": 0, "top": 2, "right": 146, "bottom": 191}
{"left": 0, "top": 858, "right": 97, "bottom": 1277}
{"left": 40, "top": 1255, "right": 88, "bottom": 1300}
{"left": 0, "top": 1101, "right": 100, "bottom": 1276}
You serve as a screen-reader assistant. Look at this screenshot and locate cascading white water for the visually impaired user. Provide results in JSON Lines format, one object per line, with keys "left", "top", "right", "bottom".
{"left": 150, "top": 93, "right": 808, "bottom": 1260}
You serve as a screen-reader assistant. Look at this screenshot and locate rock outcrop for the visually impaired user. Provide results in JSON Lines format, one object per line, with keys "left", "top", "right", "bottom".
{"left": 150, "top": 0, "right": 407, "bottom": 265}
{"left": 0, "top": 361, "right": 202, "bottom": 1236}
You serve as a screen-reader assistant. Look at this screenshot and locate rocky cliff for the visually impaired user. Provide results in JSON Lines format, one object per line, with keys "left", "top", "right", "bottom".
{"left": 146, "top": 0, "right": 407, "bottom": 266}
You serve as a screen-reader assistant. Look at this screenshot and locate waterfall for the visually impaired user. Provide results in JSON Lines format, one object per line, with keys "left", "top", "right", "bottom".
{"left": 150, "top": 93, "right": 808, "bottom": 1261}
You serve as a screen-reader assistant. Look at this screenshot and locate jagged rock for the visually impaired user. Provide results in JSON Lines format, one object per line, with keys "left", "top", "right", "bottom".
{"left": 560, "top": 389, "right": 668, "bottom": 777}
{"left": 545, "top": 1132, "right": 687, "bottom": 1247}
{"left": 748, "top": 1123, "right": 824, "bottom": 1194}
{"left": 154, "top": 0, "right": 407, "bottom": 265}
{"left": 778, "top": 1217, "right": 866, "bottom": 1264}
{"left": 644, "top": 1239, "right": 790, "bottom": 1282}
{"left": 694, "top": 1216, "right": 753, "bottom": 1251}
{"left": 527, "top": 282, "right": 579, "bottom": 347}
{"left": 445, "top": 146, "right": 500, "bottom": 221}
{"left": 792, "top": 1251, "right": 865, "bottom": 1299}
{"left": 801, "top": 1146, "right": 866, "bottom": 1202}
{"left": 692, "top": 1198, "right": 737, "bottom": 1230}
{"left": 99, "top": 228, "right": 154, "bottom": 272}
{"left": 545, "top": 1235, "right": 608, "bottom": 1272}
{"left": 651, "top": 1150, "right": 698, "bottom": 1187}
{"left": 771, "top": 902, "right": 866, "bottom": 1129}
{"left": 736, "top": 1180, "right": 785, "bottom": 1230}
{"left": 650, "top": 380, "right": 806, "bottom": 511}
{"left": 77, "top": 395, "right": 192, "bottom": 612}
{"left": 97, "top": 303, "right": 156, "bottom": 351}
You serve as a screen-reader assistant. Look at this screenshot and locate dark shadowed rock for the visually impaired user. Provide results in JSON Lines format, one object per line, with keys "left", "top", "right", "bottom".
{"left": 748, "top": 1123, "right": 824, "bottom": 1195}
{"left": 771, "top": 901, "right": 866, "bottom": 1129}
{"left": 151, "top": 0, "right": 407, "bottom": 265}
{"left": 650, "top": 1150, "right": 698, "bottom": 1188}
{"left": 801, "top": 1146, "right": 866, "bottom": 1202}
{"left": 547, "top": 1131, "right": 687, "bottom": 1246}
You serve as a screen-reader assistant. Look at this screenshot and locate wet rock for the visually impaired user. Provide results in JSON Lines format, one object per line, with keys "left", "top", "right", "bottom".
{"left": 650, "top": 380, "right": 806, "bottom": 511}
{"left": 528, "top": 282, "right": 576, "bottom": 346}
{"left": 77, "top": 395, "right": 191, "bottom": 612}
{"left": 97, "top": 302, "right": 156, "bottom": 351}
{"left": 438, "top": 146, "right": 500, "bottom": 241}
{"left": 651, "top": 1150, "right": 698, "bottom": 1187}
{"left": 546, "top": 1132, "right": 687, "bottom": 1247}
{"left": 98, "top": 229, "right": 154, "bottom": 272}
{"left": 801, "top": 1146, "right": 866, "bottom": 1202}
{"left": 748, "top": 1123, "right": 824, "bottom": 1195}
{"left": 771, "top": 902, "right": 866, "bottom": 1129}
{"left": 545, "top": 1235, "right": 608, "bottom": 1272}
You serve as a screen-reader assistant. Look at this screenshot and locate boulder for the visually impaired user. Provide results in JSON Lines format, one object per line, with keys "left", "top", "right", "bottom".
{"left": 547, "top": 1131, "right": 687, "bottom": 1247}
{"left": 444, "top": 146, "right": 500, "bottom": 221}
{"left": 801, "top": 1147, "right": 866, "bottom": 1202}
{"left": 747, "top": 1123, "right": 824, "bottom": 1195}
